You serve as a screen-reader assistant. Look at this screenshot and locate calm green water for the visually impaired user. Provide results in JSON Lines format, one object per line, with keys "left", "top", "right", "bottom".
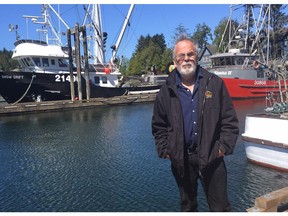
{"left": 0, "top": 100, "right": 287, "bottom": 212}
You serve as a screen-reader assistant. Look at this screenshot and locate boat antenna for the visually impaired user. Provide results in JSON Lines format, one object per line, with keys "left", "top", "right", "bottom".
{"left": 8, "top": 24, "right": 20, "bottom": 41}
{"left": 23, "top": 5, "right": 70, "bottom": 45}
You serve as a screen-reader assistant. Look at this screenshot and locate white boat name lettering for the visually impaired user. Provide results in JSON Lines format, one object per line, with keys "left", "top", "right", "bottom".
{"left": 55, "top": 75, "right": 77, "bottom": 82}
{"left": 254, "top": 80, "right": 266, "bottom": 85}
{"left": 13, "top": 75, "right": 24, "bottom": 79}
{"left": 1, "top": 75, "right": 24, "bottom": 79}
{"left": 214, "top": 71, "right": 232, "bottom": 76}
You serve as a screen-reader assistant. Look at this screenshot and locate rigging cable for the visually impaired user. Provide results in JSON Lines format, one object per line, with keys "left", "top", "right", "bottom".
{"left": 12, "top": 74, "right": 36, "bottom": 105}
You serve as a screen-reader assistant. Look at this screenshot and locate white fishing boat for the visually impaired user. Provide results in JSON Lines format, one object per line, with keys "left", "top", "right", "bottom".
{"left": 242, "top": 58, "right": 288, "bottom": 172}
{"left": 0, "top": 4, "right": 165, "bottom": 104}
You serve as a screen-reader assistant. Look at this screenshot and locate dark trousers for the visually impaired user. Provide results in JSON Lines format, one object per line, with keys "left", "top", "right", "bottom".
{"left": 171, "top": 152, "right": 231, "bottom": 212}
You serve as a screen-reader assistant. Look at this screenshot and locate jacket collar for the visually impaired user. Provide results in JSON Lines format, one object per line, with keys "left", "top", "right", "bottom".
{"left": 167, "top": 65, "right": 208, "bottom": 88}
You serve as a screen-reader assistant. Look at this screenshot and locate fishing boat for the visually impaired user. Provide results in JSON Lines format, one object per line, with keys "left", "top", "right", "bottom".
{"left": 121, "top": 74, "right": 168, "bottom": 95}
{"left": 208, "top": 4, "right": 288, "bottom": 99}
{"left": 242, "top": 58, "right": 288, "bottom": 172}
{"left": 0, "top": 4, "right": 165, "bottom": 104}
{"left": 0, "top": 38, "right": 128, "bottom": 104}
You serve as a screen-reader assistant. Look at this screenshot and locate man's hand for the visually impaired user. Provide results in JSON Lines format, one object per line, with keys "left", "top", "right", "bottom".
{"left": 217, "top": 149, "right": 224, "bottom": 158}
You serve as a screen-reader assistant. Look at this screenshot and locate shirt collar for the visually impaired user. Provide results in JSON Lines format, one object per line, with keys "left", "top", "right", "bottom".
{"left": 176, "top": 66, "right": 203, "bottom": 88}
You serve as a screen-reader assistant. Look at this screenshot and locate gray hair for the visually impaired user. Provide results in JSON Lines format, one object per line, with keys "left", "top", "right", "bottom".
{"left": 173, "top": 34, "right": 197, "bottom": 58}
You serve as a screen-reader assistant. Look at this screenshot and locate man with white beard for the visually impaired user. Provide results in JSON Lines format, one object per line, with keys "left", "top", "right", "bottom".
{"left": 152, "top": 35, "right": 239, "bottom": 212}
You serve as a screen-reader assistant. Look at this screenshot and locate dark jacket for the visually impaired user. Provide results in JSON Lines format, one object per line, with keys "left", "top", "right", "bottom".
{"left": 151, "top": 66, "right": 239, "bottom": 177}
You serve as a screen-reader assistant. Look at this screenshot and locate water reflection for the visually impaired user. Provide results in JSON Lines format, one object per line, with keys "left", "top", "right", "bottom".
{"left": 0, "top": 101, "right": 287, "bottom": 212}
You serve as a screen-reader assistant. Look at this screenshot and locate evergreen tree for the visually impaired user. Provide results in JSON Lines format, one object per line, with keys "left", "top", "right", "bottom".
{"left": 127, "top": 34, "right": 167, "bottom": 75}
{"left": 0, "top": 49, "right": 19, "bottom": 71}
{"left": 170, "top": 24, "right": 190, "bottom": 48}
{"left": 266, "top": 4, "right": 288, "bottom": 59}
{"left": 191, "top": 23, "right": 213, "bottom": 50}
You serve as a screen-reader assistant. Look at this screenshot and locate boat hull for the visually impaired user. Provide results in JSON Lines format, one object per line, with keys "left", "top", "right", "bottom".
{"left": 0, "top": 72, "right": 127, "bottom": 103}
{"left": 208, "top": 66, "right": 288, "bottom": 99}
{"left": 242, "top": 114, "right": 288, "bottom": 172}
{"left": 125, "top": 85, "right": 161, "bottom": 95}
{"left": 243, "top": 142, "right": 288, "bottom": 172}
{"left": 223, "top": 78, "right": 287, "bottom": 99}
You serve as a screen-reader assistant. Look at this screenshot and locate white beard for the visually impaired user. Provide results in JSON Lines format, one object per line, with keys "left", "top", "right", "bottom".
{"left": 177, "top": 62, "right": 197, "bottom": 79}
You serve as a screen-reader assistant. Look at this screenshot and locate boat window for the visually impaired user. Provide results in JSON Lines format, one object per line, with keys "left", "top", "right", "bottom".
{"left": 213, "top": 59, "right": 218, "bottom": 67}
{"left": 225, "top": 57, "right": 232, "bottom": 66}
{"left": 22, "top": 58, "right": 29, "bottom": 67}
{"left": 58, "top": 59, "right": 68, "bottom": 67}
{"left": 19, "top": 59, "right": 28, "bottom": 67}
{"left": 220, "top": 57, "right": 225, "bottom": 66}
{"left": 257, "top": 70, "right": 264, "bottom": 78}
{"left": 42, "top": 58, "right": 49, "bottom": 67}
{"left": 26, "top": 58, "right": 34, "bottom": 66}
{"left": 51, "top": 59, "right": 56, "bottom": 66}
{"left": 32, "top": 57, "right": 41, "bottom": 67}
{"left": 102, "top": 76, "right": 108, "bottom": 84}
{"left": 94, "top": 76, "right": 100, "bottom": 84}
{"left": 233, "top": 57, "right": 244, "bottom": 65}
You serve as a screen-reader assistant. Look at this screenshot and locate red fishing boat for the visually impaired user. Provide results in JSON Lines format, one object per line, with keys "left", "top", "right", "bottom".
{"left": 208, "top": 4, "right": 288, "bottom": 99}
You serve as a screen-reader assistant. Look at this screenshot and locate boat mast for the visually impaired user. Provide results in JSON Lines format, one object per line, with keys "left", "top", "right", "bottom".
{"left": 91, "top": 4, "right": 105, "bottom": 65}
{"left": 227, "top": 5, "right": 232, "bottom": 51}
{"left": 23, "top": 4, "right": 69, "bottom": 46}
{"left": 110, "top": 4, "right": 135, "bottom": 64}
{"left": 249, "top": 4, "right": 271, "bottom": 64}
{"left": 267, "top": 5, "right": 271, "bottom": 64}
{"left": 244, "top": 5, "right": 251, "bottom": 51}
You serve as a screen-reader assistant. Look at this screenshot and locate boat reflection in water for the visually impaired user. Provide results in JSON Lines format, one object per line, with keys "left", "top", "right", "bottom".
{"left": 0, "top": 101, "right": 288, "bottom": 212}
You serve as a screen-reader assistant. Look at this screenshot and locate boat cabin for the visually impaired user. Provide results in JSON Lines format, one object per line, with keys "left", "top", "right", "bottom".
{"left": 210, "top": 49, "right": 258, "bottom": 68}
{"left": 12, "top": 39, "right": 121, "bottom": 88}
{"left": 12, "top": 40, "right": 69, "bottom": 73}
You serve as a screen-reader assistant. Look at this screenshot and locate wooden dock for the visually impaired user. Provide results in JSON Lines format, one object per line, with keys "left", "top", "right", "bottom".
{"left": 0, "top": 93, "right": 156, "bottom": 116}
{"left": 247, "top": 186, "right": 288, "bottom": 212}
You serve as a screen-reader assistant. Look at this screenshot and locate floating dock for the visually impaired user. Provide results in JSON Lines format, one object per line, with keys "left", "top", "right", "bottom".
{"left": 0, "top": 93, "right": 156, "bottom": 116}
{"left": 247, "top": 186, "right": 288, "bottom": 212}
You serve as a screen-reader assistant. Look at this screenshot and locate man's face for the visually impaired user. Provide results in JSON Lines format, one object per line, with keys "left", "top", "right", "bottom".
{"left": 174, "top": 40, "right": 198, "bottom": 78}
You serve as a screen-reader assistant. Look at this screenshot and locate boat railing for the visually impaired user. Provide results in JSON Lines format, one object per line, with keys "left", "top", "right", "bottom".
{"left": 20, "top": 67, "right": 70, "bottom": 74}
{"left": 14, "top": 39, "right": 47, "bottom": 46}
{"left": 264, "top": 57, "right": 288, "bottom": 113}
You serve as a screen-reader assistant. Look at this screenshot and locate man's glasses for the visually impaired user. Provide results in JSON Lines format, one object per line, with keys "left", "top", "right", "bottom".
{"left": 175, "top": 51, "right": 197, "bottom": 62}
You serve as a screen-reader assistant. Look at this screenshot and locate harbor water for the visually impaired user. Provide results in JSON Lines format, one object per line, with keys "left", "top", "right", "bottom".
{"left": 0, "top": 99, "right": 288, "bottom": 212}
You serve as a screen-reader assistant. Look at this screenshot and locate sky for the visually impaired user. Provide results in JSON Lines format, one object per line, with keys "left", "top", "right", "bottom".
{"left": 0, "top": 2, "right": 287, "bottom": 62}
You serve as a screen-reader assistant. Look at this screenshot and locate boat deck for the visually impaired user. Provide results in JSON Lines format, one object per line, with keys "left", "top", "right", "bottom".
{"left": 247, "top": 112, "right": 288, "bottom": 119}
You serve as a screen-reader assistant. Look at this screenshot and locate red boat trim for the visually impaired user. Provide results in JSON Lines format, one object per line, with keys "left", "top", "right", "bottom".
{"left": 247, "top": 158, "right": 288, "bottom": 172}
{"left": 238, "top": 84, "right": 283, "bottom": 89}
